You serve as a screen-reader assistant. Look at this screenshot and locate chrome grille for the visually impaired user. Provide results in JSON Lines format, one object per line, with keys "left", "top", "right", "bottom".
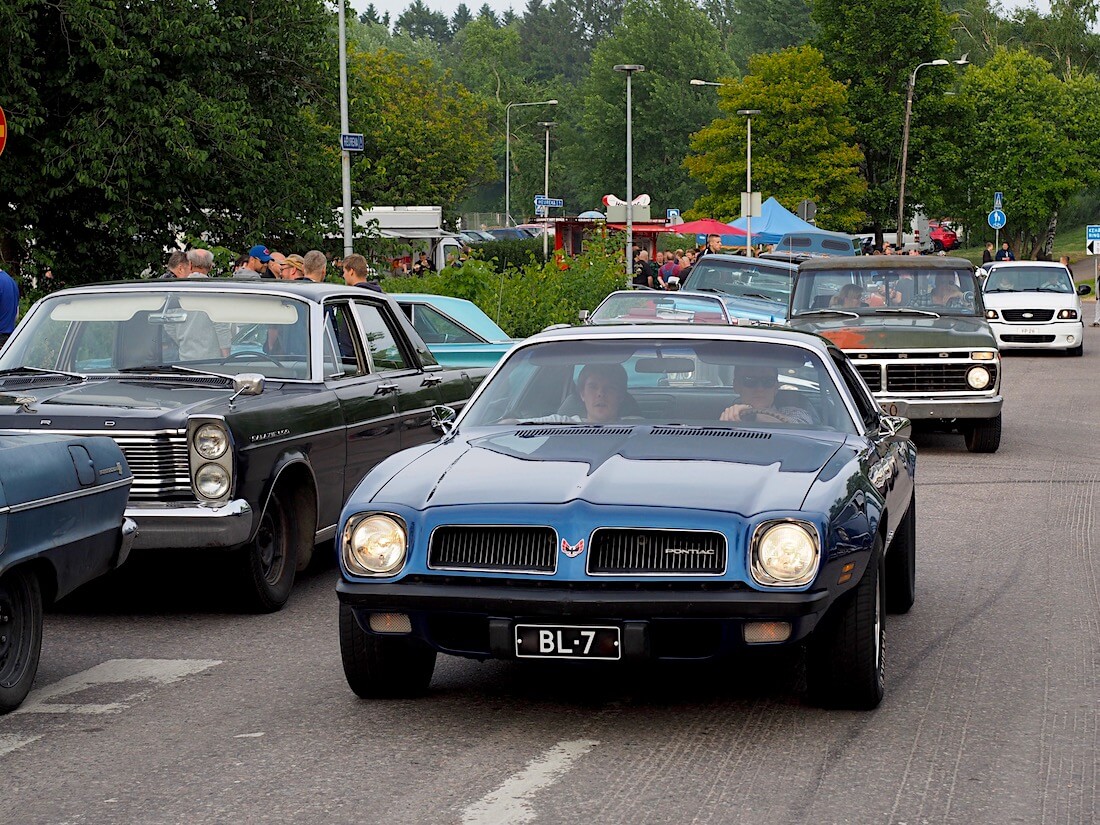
{"left": 588, "top": 529, "right": 726, "bottom": 575}
{"left": 112, "top": 433, "right": 191, "bottom": 501}
{"left": 1002, "top": 308, "right": 1055, "bottom": 323}
{"left": 428, "top": 526, "right": 557, "bottom": 573}
{"left": 854, "top": 363, "right": 883, "bottom": 392}
{"left": 886, "top": 364, "right": 997, "bottom": 393}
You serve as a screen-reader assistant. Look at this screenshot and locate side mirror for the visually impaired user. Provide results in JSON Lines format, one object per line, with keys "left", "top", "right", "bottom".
{"left": 878, "top": 415, "right": 911, "bottom": 441}
{"left": 431, "top": 404, "right": 457, "bottom": 435}
{"left": 577, "top": 309, "right": 590, "bottom": 322}
{"left": 1078, "top": 283, "right": 1092, "bottom": 296}
{"left": 228, "top": 373, "right": 264, "bottom": 408}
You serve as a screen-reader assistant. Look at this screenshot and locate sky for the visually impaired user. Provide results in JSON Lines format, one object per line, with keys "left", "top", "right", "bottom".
{"left": 350, "top": 0, "right": 1052, "bottom": 25}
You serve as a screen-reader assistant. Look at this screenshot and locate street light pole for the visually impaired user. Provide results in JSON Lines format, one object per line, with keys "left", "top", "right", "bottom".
{"left": 337, "top": 0, "right": 353, "bottom": 259}
{"left": 505, "top": 99, "right": 558, "bottom": 227}
{"left": 538, "top": 121, "right": 556, "bottom": 261}
{"left": 896, "top": 55, "right": 967, "bottom": 249}
{"left": 738, "top": 109, "right": 761, "bottom": 257}
{"left": 615, "top": 64, "right": 645, "bottom": 281}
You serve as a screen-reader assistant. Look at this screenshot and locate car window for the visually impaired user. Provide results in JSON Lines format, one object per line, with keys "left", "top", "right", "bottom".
{"left": 410, "top": 305, "right": 482, "bottom": 344}
{"left": 985, "top": 266, "right": 1074, "bottom": 293}
{"left": 352, "top": 302, "right": 409, "bottom": 372}
{"left": 461, "top": 338, "right": 856, "bottom": 434}
{"left": 682, "top": 261, "right": 791, "bottom": 304}
{"left": 792, "top": 268, "right": 980, "bottom": 316}
{"left": 323, "top": 302, "right": 366, "bottom": 378}
{"left": 831, "top": 352, "right": 879, "bottom": 429}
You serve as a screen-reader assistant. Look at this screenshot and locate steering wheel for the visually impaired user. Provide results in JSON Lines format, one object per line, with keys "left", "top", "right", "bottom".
{"left": 225, "top": 350, "right": 285, "bottom": 367}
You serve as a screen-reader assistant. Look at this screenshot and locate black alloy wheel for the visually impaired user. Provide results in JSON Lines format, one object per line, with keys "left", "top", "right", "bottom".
{"left": 237, "top": 488, "right": 299, "bottom": 613}
{"left": 0, "top": 568, "right": 44, "bottom": 714}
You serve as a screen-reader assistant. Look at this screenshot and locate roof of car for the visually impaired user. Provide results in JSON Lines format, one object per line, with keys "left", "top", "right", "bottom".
{"left": 985, "top": 260, "right": 1067, "bottom": 269}
{"left": 691, "top": 254, "right": 798, "bottom": 271}
{"left": 43, "top": 278, "right": 383, "bottom": 302}
{"left": 526, "top": 321, "right": 836, "bottom": 354}
{"left": 799, "top": 255, "right": 974, "bottom": 271}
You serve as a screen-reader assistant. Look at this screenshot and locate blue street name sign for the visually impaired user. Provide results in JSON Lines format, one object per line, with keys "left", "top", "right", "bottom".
{"left": 993, "top": 191, "right": 1003, "bottom": 210}
{"left": 340, "top": 133, "right": 365, "bottom": 152}
{"left": 988, "top": 209, "right": 1007, "bottom": 230}
{"left": 534, "top": 196, "right": 564, "bottom": 208}
{"left": 1087, "top": 225, "right": 1100, "bottom": 241}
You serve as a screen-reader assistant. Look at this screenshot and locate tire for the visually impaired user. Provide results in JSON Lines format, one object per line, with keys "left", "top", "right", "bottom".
{"left": 885, "top": 494, "right": 916, "bottom": 614}
{"left": 0, "top": 568, "right": 44, "bottom": 714}
{"left": 806, "top": 539, "right": 885, "bottom": 710}
{"left": 236, "top": 488, "right": 299, "bottom": 613}
{"left": 932, "top": 239, "right": 944, "bottom": 253}
{"left": 964, "top": 413, "right": 1002, "bottom": 453}
{"left": 1067, "top": 343, "right": 1083, "bottom": 357}
{"left": 339, "top": 604, "right": 436, "bottom": 698}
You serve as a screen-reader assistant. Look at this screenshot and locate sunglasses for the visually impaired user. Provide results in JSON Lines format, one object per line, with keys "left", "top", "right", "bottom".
{"left": 736, "top": 375, "right": 776, "bottom": 388}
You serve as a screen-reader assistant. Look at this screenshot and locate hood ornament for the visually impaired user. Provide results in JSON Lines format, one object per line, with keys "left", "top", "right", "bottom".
{"left": 14, "top": 396, "right": 37, "bottom": 413}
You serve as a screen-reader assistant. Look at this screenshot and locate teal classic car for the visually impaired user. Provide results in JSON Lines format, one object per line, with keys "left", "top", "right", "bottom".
{"left": 0, "top": 433, "right": 135, "bottom": 712}
{"left": 393, "top": 294, "right": 517, "bottom": 368}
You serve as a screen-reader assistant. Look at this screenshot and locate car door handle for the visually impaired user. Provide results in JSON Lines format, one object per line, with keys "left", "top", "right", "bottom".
{"left": 374, "top": 382, "right": 400, "bottom": 395}
{"left": 421, "top": 375, "right": 443, "bottom": 387}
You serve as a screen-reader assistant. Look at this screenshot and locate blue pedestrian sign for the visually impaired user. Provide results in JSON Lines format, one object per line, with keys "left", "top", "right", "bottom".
{"left": 993, "top": 191, "right": 1003, "bottom": 210}
{"left": 534, "top": 196, "right": 564, "bottom": 208}
{"left": 988, "top": 209, "right": 1007, "bottom": 230}
{"left": 667, "top": 208, "right": 681, "bottom": 221}
{"left": 340, "top": 133, "right": 365, "bottom": 152}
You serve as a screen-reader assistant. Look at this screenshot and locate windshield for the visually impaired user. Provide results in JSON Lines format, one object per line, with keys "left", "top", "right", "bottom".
{"left": 985, "top": 266, "right": 1074, "bottom": 293}
{"left": 589, "top": 293, "right": 729, "bottom": 325}
{"left": 461, "top": 338, "right": 856, "bottom": 433}
{"left": 791, "top": 267, "right": 982, "bottom": 316}
{"left": 0, "top": 291, "right": 312, "bottom": 380}
{"left": 682, "top": 260, "right": 792, "bottom": 304}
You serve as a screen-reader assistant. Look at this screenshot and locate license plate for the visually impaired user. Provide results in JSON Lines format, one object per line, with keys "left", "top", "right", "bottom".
{"left": 514, "top": 624, "right": 621, "bottom": 660}
{"left": 1017, "top": 327, "right": 1037, "bottom": 334}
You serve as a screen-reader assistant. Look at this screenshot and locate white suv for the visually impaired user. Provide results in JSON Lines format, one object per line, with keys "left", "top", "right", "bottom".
{"left": 982, "top": 261, "right": 1091, "bottom": 356}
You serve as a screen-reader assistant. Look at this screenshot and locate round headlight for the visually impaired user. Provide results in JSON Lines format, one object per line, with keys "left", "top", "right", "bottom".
{"left": 345, "top": 515, "right": 407, "bottom": 575}
{"left": 195, "top": 463, "right": 230, "bottom": 499}
{"left": 194, "top": 424, "right": 229, "bottom": 460}
{"left": 985, "top": 309, "right": 998, "bottom": 320}
{"left": 966, "top": 366, "right": 991, "bottom": 389}
{"left": 753, "top": 522, "right": 818, "bottom": 585}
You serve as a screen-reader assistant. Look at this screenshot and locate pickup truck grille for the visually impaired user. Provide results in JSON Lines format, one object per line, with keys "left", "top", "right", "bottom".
{"left": 428, "top": 526, "right": 557, "bottom": 573}
{"left": 854, "top": 364, "right": 883, "bottom": 392}
{"left": 1002, "top": 308, "right": 1055, "bottom": 323}
{"left": 112, "top": 433, "right": 192, "bottom": 501}
{"left": 588, "top": 529, "right": 726, "bottom": 575}
{"left": 885, "top": 364, "right": 997, "bottom": 393}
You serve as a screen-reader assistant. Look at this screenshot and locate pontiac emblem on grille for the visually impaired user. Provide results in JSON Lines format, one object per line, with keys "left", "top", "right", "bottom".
{"left": 561, "top": 538, "right": 585, "bottom": 558}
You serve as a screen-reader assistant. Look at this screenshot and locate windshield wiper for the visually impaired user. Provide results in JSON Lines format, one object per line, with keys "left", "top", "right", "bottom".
{"left": 984, "top": 288, "right": 1017, "bottom": 292}
{"left": 738, "top": 292, "right": 782, "bottom": 302}
{"left": 0, "top": 366, "right": 88, "bottom": 381}
{"left": 1035, "top": 287, "right": 1069, "bottom": 293}
{"left": 873, "top": 307, "right": 941, "bottom": 318}
{"left": 795, "top": 309, "right": 860, "bottom": 318}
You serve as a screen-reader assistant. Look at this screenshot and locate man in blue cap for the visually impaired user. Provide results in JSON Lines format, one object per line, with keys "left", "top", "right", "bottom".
{"left": 0, "top": 267, "right": 19, "bottom": 347}
{"left": 232, "top": 245, "right": 272, "bottom": 280}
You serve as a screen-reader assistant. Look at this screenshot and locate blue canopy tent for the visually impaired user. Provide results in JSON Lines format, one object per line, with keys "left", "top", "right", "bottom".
{"left": 727, "top": 196, "right": 818, "bottom": 244}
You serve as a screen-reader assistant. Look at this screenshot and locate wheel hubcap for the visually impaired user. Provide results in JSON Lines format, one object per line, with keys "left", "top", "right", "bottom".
{"left": 256, "top": 508, "right": 287, "bottom": 586}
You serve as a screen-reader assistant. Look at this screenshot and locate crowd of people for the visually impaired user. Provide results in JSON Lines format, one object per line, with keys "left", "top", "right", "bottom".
{"left": 631, "top": 234, "right": 728, "bottom": 290}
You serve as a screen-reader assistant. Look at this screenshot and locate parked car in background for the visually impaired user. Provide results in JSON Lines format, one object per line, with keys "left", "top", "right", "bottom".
{"left": 584, "top": 290, "right": 734, "bottom": 326}
{"left": 982, "top": 261, "right": 1090, "bottom": 356}
{"left": 788, "top": 256, "right": 1003, "bottom": 452}
{"left": 393, "top": 294, "right": 517, "bottom": 368}
{"left": 336, "top": 324, "right": 917, "bottom": 710}
{"left": 0, "top": 281, "right": 489, "bottom": 611}
{"left": 681, "top": 254, "right": 796, "bottom": 324}
{"left": 927, "top": 221, "right": 960, "bottom": 252}
{"left": 485, "top": 227, "right": 536, "bottom": 241}
{"left": 0, "top": 433, "right": 135, "bottom": 712}
{"left": 458, "top": 231, "right": 494, "bottom": 246}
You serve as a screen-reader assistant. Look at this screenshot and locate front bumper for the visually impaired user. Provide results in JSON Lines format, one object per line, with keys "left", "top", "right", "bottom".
{"left": 875, "top": 394, "right": 1002, "bottom": 420}
{"left": 990, "top": 320, "right": 1082, "bottom": 350}
{"left": 337, "top": 578, "right": 833, "bottom": 660}
{"left": 126, "top": 499, "right": 253, "bottom": 550}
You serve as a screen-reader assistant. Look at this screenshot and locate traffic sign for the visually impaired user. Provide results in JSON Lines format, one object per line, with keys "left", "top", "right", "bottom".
{"left": 534, "top": 205, "right": 548, "bottom": 218}
{"left": 534, "top": 196, "right": 564, "bottom": 208}
{"left": 340, "top": 133, "right": 364, "bottom": 152}
{"left": 666, "top": 208, "right": 681, "bottom": 221}
{"left": 0, "top": 106, "right": 7, "bottom": 158}
{"left": 1088, "top": 240, "right": 1099, "bottom": 255}
{"left": 988, "top": 209, "right": 1007, "bottom": 230}
{"left": 1087, "top": 225, "right": 1100, "bottom": 242}
{"left": 994, "top": 191, "right": 1003, "bottom": 210}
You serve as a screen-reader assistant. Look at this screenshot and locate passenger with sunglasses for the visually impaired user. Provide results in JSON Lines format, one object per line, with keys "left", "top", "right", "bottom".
{"left": 720, "top": 365, "right": 813, "bottom": 424}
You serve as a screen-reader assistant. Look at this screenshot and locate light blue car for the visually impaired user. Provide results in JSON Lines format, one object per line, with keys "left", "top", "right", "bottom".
{"left": 392, "top": 294, "right": 517, "bottom": 368}
{"left": 681, "top": 254, "right": 797, "bottom": 324}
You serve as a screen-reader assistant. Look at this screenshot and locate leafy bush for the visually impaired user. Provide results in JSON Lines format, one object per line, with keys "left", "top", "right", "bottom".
{"left": 473, "top": 238, "right": 543, "bottom": 273}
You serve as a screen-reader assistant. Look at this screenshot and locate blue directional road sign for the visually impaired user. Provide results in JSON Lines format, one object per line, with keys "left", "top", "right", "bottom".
{"left": 988, "top": 209, "right": 1007, "bottom": 230}
{"left": 994, "top": 191, "right": 1003, "bottom": 210}
{"left": 1087, "top": 225, "right": 1100, "bottom": 254}
{"left": 534, "top": 196, "right": 564, "bottom": 208}
{"left": 340, "top": 133, "right": 365, "bottom": 152}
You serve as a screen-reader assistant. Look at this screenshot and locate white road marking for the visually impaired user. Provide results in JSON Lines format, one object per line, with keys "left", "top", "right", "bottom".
{"left": 0, "top": 734, "right": 42, "bottom": 757}
{"left": 13, "top": 658, "right": 221, "bottom": 715}
{"left": 461, "top": 739, "right": 599, "bottom": 825}
{"left": 234, "top": 732, "right": 265, "bottom": 738}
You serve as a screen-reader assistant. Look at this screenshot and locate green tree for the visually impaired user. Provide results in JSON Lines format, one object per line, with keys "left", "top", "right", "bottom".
{"left": 945, "top": 48, "right": 1100, "bottom": 257}
{"left": 394, "top": 0, "right": 452, "bottom": 42}
{"left": 451, "top": 3, "right": 474, "bottom": 34}
{"left": 813, "top": 0, "right": 958, "bottom": 236}
{"left": 704, "top": 0, "right": 815, "bottom": 69}
{"left": 577, "top": 0, "right": 734, "bottom": 214}
{"left": 477, "top": 4, "right": 500, "bottom": 27}
{"left": 685, "top": 47, "right": 866, "bottom": 230}
{"left": 0, "top": 0, "right": 335, "bottom": 282}
{"left": 1012, "top": 0, "right": 1100, "bottom": 81}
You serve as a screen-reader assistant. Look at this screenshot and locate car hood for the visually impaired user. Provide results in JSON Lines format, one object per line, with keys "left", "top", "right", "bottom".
{"left": 788, "top": 313, "right": 996, "bottom": 350}
{"left": 982, "top": 291, "right": 1079, "bottom": 310}
{"left": 373, "top": 426, "right": 845, "bottom": 515}
{"left": 0, "top": 377, "right": 238, "bottom": 429}
{"left": 720, "top": 295, "right": 789, "bottom": 323}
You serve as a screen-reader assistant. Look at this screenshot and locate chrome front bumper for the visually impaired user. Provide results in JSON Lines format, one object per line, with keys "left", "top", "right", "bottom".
{"left": 126, "top": 499, "right": 254, "bottom": 550}
{"left": 875, "top": 395, "right": 1003, "bottom": 420}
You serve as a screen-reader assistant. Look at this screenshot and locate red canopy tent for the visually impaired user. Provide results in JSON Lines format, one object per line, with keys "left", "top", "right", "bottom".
{"left": 668, "top": 218, "right": 746, "bottom": 236}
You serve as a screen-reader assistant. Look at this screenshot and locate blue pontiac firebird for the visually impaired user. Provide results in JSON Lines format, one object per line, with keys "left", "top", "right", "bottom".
{"left": 335, "top": 324, "right": 917, "bottom": 709}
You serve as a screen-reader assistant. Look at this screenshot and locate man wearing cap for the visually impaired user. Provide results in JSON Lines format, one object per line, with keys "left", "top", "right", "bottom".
{"left": 281, "top": 254, "right": 307, "bottom": 280}
{"left": 233, "top": 245, "right": 272, "bottom": 280}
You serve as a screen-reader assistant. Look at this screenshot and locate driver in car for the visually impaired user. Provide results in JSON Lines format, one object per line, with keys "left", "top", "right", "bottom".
{"left": 720, "top": 365, "right": 813, "bottom": 425}
{"left": 930, "top": 274, "right": 966, "bottom": 306}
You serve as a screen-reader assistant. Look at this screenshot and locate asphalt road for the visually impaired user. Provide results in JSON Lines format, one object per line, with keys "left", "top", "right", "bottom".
{"left": 4, "top": 334, "right": 1099, "bottom": 825}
